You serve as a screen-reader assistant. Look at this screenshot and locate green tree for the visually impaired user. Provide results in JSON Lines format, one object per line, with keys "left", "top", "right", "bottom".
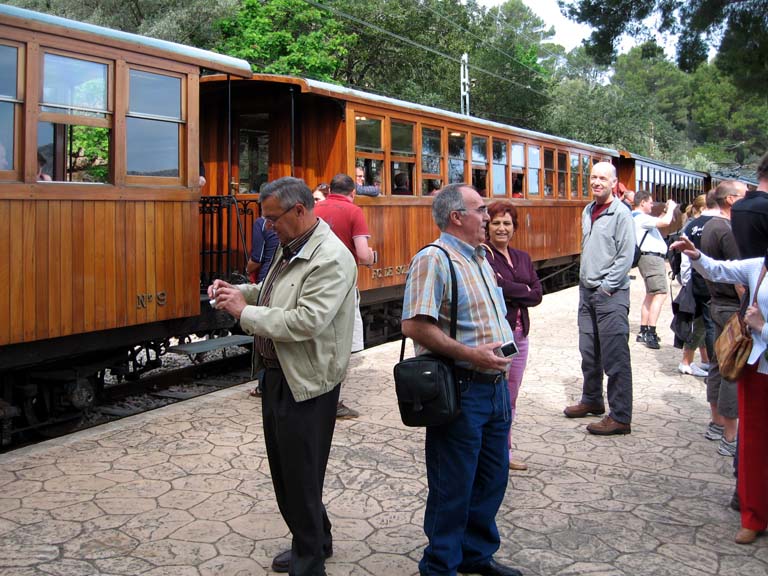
{"left": 611, "top": 42, "right": 691, "bottom": 133}
{"left": 9, "top": 0, "right": 239, "bottom": 47}
{"left": 216, "top": 0, "right": 354, "bottom": 79}
{"left": 557, "top": 0, "right": 768, "bottom": 92}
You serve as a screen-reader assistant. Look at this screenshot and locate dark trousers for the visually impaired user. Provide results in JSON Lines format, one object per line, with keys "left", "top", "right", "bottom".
{"left": 577, "top": 286, "right": 633, "bottom": 424}
{"left": 419, "top": 376, "right": 511, "bottom": 575}
{"left": 262, "top": 368, "right": 340, "bottom": 576}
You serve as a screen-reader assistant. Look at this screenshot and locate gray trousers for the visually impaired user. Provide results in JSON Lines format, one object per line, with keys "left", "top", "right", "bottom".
{"left": 706, "top": 300, "right": 740, "bottom": 419}
{"left": 578, "top": 285, "right": 633, "bottom": 424}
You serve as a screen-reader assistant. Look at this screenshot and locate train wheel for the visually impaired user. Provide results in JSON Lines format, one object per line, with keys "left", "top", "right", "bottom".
{"left": 21, "top": 387, "right": 83, "bottom": 439}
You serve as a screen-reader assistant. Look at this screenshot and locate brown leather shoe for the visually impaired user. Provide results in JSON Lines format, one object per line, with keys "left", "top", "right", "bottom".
{"left": 735, "top": 528, "right": 760, "bottom": 545}
{"left": 586, "top": 416, "right": 631, "bottom": 435}
{"left": 509, "top": 460, "right": 528, "bottom": 471}
{"left": 563, "top": 402, "right": 605, "bottom": 418}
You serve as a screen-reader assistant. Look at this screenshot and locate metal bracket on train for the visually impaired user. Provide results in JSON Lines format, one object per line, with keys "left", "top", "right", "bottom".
{"left": 0, "top": 399, "right": 20, "bottom": 446}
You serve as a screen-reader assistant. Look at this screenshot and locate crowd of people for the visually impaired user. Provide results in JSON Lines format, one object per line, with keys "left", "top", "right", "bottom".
{"left": 208, "top": 152, "right": 766, "bottom": 575}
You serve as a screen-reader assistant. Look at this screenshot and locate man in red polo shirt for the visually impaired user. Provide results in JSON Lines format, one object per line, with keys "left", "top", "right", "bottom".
{"left": 315, "top": 173, "right": 375, "bottom": 419}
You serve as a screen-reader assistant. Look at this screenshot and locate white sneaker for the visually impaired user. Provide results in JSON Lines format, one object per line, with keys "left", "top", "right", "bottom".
{"left": 690, "top": 364, "right": 708, "bottom": 377}
{"left": 697, "top": 362, "right": 712, "bottom": 371}
{"left": 678, "top": 363, "right": 693, "bottom": 375}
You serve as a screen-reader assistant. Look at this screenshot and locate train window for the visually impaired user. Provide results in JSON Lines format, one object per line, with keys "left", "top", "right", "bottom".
{"left": 390, "top": 121, "right": 414, "bottom": 195}
{"left": 239, "top": 114, "right": 270, "bottom": 193}
{"left": 570, "top": 153, "right": 580, "bottom": 198}
{"left": 0, "top": 44, "right": 19, "bottom": 175}
{"left": 355, "top": 116, "right": 382, "bottom": 153}
{"left": 357, "top": 158, "right": 383, "bottom": 190}
{"left": 511, "top": 143, "right": 524, "bottom": 198}
{"left": 448, "top": 132, "right": 466, "bottom": 183}
{"left": 492, "top": 140, "right": 507, "bottom": 196}
{"left": 557, "top": 152, "right": 568, "bottom": 198}
{"left": 581, "top": 155, "right": 590, "bottom": 197}
{"left": 127, "top": 69, "right": 183, "bottom": 179}
{"left": 421, "top": 126, "right": 442, "bottom": 195}
{"left": 42, "top": 53, "right": 108, "bottom": 118}
{"left": 39, "top": 52, "right": 112, "bottom": 183}
{"left": 471, "top": 136, "right": 488, "bottom": 196}
{"left": 527, "top": 145, "right": 540, "bottom": 196}
{"left": 391, "top": 162, "right": 413, "bottom": 195}
{"left": 391, "top": 121, "right": 414, "bottom": 157}
{"left": 543, "top": 149, "right": 554, "bottom": 197}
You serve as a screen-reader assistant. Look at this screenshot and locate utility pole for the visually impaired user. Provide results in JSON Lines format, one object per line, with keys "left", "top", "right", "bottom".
{"left": 460, "top": 52, "right": 470, "bottom": 116}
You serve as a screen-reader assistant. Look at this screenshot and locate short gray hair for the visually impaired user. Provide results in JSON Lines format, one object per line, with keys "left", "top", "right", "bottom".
{"left": 433, "top": 183, "right": 472, "bottom": 230}
{"left": 260, "top": 176, "right": 314, "bottom": 210}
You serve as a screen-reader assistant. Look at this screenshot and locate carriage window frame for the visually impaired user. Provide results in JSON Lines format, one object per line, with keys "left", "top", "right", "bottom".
{"left": 510, "top": 142, "right": 525, "bottom": 198}
{"left": 569, "top": 153, "right": 580, "bottom": 199}
{"left": 491, "top": 138, "right": 508, "bottom": 197}
{"left": 527, "top": 144, "right": 541, "bottom": 197}
{"left": 389, "top": 118, "right": 415, "bottom": 196}
{"left": 125, "top": 64, "right": 186, "bottom": 185}
{"left": 38, "top": 49, "right": 114, "bottom": 184}
{"left": 471, "top": 134, "right": 489, "bottom": 196}
{"left": 557, "top": 151, "right": 568, "bottom": 198}
{"left": 421, "top": 124, "right": 443, "bottom": 196}
{"left": 0, "top": 41, "right": 23, "bottom": 181}
{"left": 448, "top": 130, "right": 467, "bottom": 185}
{"left": 354, "top": 111, "right": 385, "bottom": 192}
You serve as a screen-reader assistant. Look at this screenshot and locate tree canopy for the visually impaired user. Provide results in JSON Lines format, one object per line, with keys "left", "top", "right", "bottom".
{"left": 557, "top": 0, "right": 768, "bottom": 92}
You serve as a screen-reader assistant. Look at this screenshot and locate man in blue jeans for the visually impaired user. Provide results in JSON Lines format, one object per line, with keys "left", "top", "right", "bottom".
{"left": 402, "top": 183, "right": 520, "bottom": 576}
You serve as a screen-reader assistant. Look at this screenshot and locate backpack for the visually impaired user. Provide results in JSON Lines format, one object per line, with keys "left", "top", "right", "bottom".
{"left": 666, "top": 231, "right": 683, "bottom": 281}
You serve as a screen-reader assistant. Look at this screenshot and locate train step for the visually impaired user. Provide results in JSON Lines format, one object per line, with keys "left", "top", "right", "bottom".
{"left": 168, "top": 335, "right": 253, "bottom": 355}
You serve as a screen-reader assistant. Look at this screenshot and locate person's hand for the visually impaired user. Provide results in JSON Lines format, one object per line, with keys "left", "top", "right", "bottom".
{"left": 208, "top": 279, "right": 233, "bottom": 298}
{"left": 470, "top": 342, "right": 512, "bottom": 372}
{"left": 669, "top": 235, "right": 700, "bottom": 260}
{"left": 211, "top": 283, "right": 247, "bottom": 319}
{"left": 745, "top": 305, "right": 765, "bottom": 333}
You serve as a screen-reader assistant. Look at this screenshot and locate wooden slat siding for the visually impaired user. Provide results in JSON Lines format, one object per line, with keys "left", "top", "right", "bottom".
{"left": 185, "top": 202, "right": 200, "bottom": 315}
{"left": 144, "top": 201, "right": 157, "bottom": 323}
{"left": 124, "top": 201, "right": 137, "bottom": 326}
{"left": 153, "top": 202, "right": 165, "bottom": 321}
{"left": 114, "top": 202, "right": 127, "bottom": 327}
{"left": 47, "top": 201, "right": 61, "bottom": 339}
{"left": 93, "top": 202, "right": 107, "bottom": 331}
{"left": 71, "top": 201, "right": 85, "bottom": 335}
{"left": 60, "top": 200, "right": 73, "bottom": 336}
{"left": 173, "top": 203, "right": 185, "bottom": 317}
{"left": 0, "top": 202, "right": 10, "bottom": 345}
{"left": 34, "top": 201, "right": 49, "bottom": 340}
{"left": 22, "top": 201, "right": 36, "bottom": 341}
{"left": 158, "top": 202, "right": 173, "bottom": 321}
{"left": 134, "top": 202, "right": 147, "bottom": 325}
{"left": 83, "top": 201, "right": 96, "bottom": 333}
{"left": 9, "top": 201, "right": 23, "bottom": 343}
{"left": 104, "top": 201, "right": 117, "bottom": 328}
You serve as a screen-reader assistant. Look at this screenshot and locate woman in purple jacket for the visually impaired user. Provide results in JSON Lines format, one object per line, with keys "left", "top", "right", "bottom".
{"left": 484, "top": 201, "right": 543, "bottom": 471}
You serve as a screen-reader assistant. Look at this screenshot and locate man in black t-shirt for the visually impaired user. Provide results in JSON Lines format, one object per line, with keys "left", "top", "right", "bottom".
{"left": 732, "top": 151, "right": 768, "bottom": 258}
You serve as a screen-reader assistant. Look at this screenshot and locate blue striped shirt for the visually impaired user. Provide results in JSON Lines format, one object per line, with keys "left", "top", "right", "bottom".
{"left": 402, "top": 233, "right": 513, "bottom": 370}
{"left": 693, "top": 254, "right": 768, "bottom": 374}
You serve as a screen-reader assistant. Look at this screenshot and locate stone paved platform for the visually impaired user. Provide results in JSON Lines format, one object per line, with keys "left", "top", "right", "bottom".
{"left": 1, "top": 276, "right": 767, "bottom": 576}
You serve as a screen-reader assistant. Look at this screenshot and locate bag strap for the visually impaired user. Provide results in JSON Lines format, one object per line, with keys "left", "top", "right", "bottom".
{"left": 399, "top": 243, "right": 459, "bottom": 362}
{"left": 638, "top": 229, "right": 650, "bottom": 250}
{"left": 738, "top": 265, "right": 766, "bottom": 317}
{"left": 752, "top": 266, "right": 767, "bottom": 307}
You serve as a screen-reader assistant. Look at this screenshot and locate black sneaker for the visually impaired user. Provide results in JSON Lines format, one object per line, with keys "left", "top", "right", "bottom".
{"left": 636, "top": 333, "right": 645, "bottom": 342}
{"left": 644, "top": 332, "right": 660, "bottom": 349}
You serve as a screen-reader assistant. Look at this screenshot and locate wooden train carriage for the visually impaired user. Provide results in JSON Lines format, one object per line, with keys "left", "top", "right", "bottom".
{"left": 0, "top": 6, "right": 251, "bottom": 363}
{"left": 200, "top": 75, "right": 617, "bottom": 306}
{"left": 616, "top": 151, "right": 709, "bottom": 209}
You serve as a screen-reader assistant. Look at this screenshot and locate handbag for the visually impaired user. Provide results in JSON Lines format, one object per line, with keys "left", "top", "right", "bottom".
{"left": 715, "top": 266, "right": 766, "bottom": 381}
{"left": 394, "top": 244, "right": 461, "bottom": 427}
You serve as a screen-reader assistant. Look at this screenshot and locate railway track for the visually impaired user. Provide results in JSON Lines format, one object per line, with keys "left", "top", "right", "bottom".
{"left": 4, "top": 348, "right": 254, "bottom": 452}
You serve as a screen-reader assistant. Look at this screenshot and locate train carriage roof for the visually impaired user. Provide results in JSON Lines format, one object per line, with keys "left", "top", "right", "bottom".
{"left": 220, "top": 74, "right": 619, "bottom": 157}
{"left": 619, "top": 151, "right": 709, "bottom": 178}
{"left": 0, "top": 5, "right": 252, "bottom": 77}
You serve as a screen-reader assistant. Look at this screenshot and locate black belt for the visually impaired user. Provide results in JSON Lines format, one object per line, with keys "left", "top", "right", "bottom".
{"left": 455, "top": 367, "right": 502, "bottom": 384}
{"left": 262, "top": 357, "right": 281, "bottom": 370}
{"left": 640, "top": 251, "right": 665, "bottom": 258}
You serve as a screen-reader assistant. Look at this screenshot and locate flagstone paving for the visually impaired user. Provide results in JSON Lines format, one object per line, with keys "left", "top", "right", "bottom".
{"left": 1, "top": 277, "right": 766, "bottom": 576}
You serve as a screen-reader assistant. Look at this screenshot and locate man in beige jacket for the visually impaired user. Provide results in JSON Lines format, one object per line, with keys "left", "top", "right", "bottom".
{"left": 210, "top": 176, "right": 357, "bottom": 576}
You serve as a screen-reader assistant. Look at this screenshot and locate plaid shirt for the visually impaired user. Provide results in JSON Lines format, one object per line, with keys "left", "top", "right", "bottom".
{"left": 402, "top": 233, "right": 513, "bottom": 370}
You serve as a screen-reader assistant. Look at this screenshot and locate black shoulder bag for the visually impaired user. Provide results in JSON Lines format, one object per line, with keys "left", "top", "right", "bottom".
{"left": 394, "top": 244, "right": 461, "bottom": 427}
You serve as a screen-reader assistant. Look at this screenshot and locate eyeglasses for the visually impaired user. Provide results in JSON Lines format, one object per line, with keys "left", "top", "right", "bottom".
{"left": 456, "top": 205, "right": 488, "bottom": 215}
{"left": 264, "top": 204, "right": 297, "bottom": 227}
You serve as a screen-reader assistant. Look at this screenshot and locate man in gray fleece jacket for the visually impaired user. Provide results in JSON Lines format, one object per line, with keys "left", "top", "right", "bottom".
{"left": 564, "top": 162, "right": 636, "bottom": 435}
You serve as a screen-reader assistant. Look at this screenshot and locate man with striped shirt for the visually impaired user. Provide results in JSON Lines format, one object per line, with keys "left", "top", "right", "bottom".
{"left": 402, "top": 183, "right": 520, "bottom": 576}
